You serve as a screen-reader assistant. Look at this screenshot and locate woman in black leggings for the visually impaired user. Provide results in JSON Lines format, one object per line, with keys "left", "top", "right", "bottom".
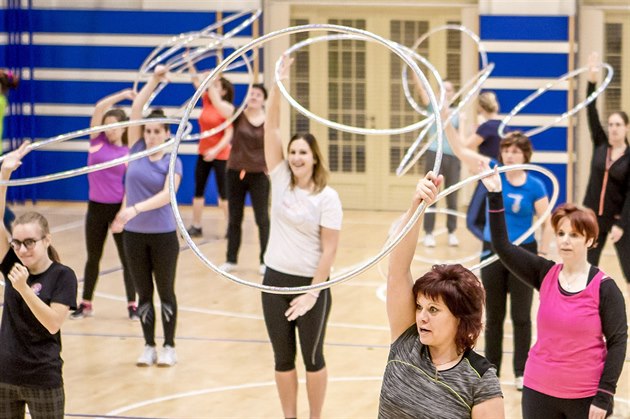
{"left": 71, "top": 89, "right": 136, "bottom": 320}
{"left": 220, "top": 83, "right": 270, "bottom": 275}
{"left": 584, "top": 52, "right": 630, "bottom": 296}
{"left": 111, "top": 66, "right": 183, "bottom": 367}
{"left": 261, "top": 56, "right": 343, "bottom": 419}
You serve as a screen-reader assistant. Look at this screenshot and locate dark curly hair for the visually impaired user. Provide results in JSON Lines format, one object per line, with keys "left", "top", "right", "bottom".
{"left": 412, "top": 264, "right": 485, "bottom": 353}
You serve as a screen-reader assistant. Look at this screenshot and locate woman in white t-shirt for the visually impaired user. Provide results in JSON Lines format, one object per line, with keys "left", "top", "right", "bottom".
{"left": 262, "top": 55, "right": 342, "bottom": 419}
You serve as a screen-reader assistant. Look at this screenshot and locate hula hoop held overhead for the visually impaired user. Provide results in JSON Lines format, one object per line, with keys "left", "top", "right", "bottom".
{"left": 498, "top": 63, "right": 614, "bottom": 138}
{"left": 168, "top": 23, "right": 444, "bottom": 295}
{"left": 0, "top": 118, "right": 193, "bottom": 187}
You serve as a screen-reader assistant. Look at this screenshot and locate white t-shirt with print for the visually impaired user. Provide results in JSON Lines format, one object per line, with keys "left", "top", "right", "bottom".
{"left": 264, "top": 161, "right": 343, "bottom": 277}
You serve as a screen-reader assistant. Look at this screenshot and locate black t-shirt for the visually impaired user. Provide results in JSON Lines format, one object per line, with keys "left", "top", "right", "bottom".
{"left": 0, "top": 248, "right": 77, "bottom": 388}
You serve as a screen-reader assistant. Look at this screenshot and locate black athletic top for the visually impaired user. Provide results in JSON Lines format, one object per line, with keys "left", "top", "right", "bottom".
{"left": 584, "top": 81, "right": 630, "bottom": 229}
{"left": 0, "top": 248, "right": 77, "bottom": 388}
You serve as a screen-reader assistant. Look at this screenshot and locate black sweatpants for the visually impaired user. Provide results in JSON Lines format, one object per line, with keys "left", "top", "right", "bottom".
{"left": 123, "top": 230, "right": 179, "bottom": 347}
{"left": 261, "top": 267, "right": 331, "bottom": 372}
{"left": 588, "top": 215, "right": 630, "bottom": 284}
{"left": 82, "top": 201, "right": 135, "bottom": 302}
{"left": 226, "top": 169, "right": 270, "bottom": 264}
{"left": 522, "top": 386, "right": 612, "bottom": 419}
{"left": 481, "top": 240, "right": 537, "bottom": 377}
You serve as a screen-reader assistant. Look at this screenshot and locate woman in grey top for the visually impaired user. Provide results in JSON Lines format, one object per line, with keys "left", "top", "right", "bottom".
{"left": 380, "top": 171, "right": 504, "bottom": 419}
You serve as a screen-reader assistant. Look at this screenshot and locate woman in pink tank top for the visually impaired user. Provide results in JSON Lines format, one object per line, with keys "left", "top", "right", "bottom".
{"left": 482, "top": 166, "right": 627, "bottom": 419}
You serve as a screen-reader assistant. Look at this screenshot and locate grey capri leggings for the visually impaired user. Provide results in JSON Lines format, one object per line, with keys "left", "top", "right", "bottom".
{"left": 261, "top": 267, "right": 331, "bottom": 372}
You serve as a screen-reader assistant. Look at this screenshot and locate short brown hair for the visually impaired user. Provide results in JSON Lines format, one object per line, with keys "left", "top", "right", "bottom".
{"left": 551, "top": 204, "right": 599, "bottom": 248}
{"left": 499, "top": 131, "right": 533, "bottom": 164}
{"left": 412, "top": 264, "right": 485, "bottom": 353}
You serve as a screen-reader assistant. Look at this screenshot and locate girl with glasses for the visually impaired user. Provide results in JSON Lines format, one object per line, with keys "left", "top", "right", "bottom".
{"left": 0, "top": 142, "right": 78, "bottom": 418}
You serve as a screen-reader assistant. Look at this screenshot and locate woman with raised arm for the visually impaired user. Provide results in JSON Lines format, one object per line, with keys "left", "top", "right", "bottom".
{"left": 0, "top": 69, "right": 20, "bottom": 231}
{"left": 0, "top": 142, "right": 78, "bottom": 418}
{"left": 584, "top": 51, "right": 630, "bottom": 294}
{"left": 71, "top": 88, "right": 138, "bottom": 321}
{"left": 0, "top": 69, "right": 19, "bottom": 154}
{"left": 464, "top": 91, "right": 502, "bottom": 240}
{"left": 446, "top": 117, "right": 553, "bottom": 390}
{"left": 379, "top": 171, "right": 504, "bottom": 419}
{"left": 220, "top": 81, "right": 269, "bottom": 275}
{"left": 186, "top": 62, "right": 235, "bottom": 238}
{"left": 261, "top": 55, "right": 342, "bottom": 419}
{"left": 483, "top": 164, "right": 627, "bottom": 419}
{"left": 413, "top": 77, "right": 463, "bottom": 248}
{"left": 111, "top": 65, "right": 183, "bottom": 367}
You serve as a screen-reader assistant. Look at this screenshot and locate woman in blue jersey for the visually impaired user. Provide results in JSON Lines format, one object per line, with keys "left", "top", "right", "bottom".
{"left": 381, "top": 171, "right": 504, "bottom": 419}
{"left": 446, "top": 118, "right": 553, "bottom": 391}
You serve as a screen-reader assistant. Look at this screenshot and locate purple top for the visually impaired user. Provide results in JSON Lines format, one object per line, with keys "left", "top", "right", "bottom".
{"left": 124, "top": 139, "right": 183, "bottom": 234}
{"left": 87, "top": 133, "right": 129, "bottom": 203}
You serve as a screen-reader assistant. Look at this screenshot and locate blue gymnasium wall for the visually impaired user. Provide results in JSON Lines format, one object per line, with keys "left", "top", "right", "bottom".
{"left": 480, "top": 15, "right": 571, "bottom": 205}
{"left": 1, "top": 6, "right": 259, "bottom": 203}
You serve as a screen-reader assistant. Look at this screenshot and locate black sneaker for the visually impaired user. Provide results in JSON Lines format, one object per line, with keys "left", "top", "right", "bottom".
{"left": 128, "top": 305, "right": 140, "bottom": 321}
{"left": 70, "top": 303, "right": 94, "bottom": 319}
{"left": 187, "top": 225, "right": 202, "bottom": 238}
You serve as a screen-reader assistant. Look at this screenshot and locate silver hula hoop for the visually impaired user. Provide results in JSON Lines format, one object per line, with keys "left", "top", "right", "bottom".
{"left": 276, "top": 34, "right": 444, "bottom": 135}
{"left": 144, "top": 52, "right": 254, "bottom": 142}
{"left": 498, "top": 63, "right": 614, "bottom": 138}
{"left": 395, "top": 63, "right": 495, "bottom": 177}
{"left": 407, "top": 208, "right": 490, "bottom": 265}
{"left": 168, "top": 23, "right": 444, "bottom": 294}
{"left": 401, "top": 24, "right": 489, "bottom": 116}
{"left": 416, "top": 164, "right": 559, "bottom": 272}
{"left": 136, "top": 8, "right": 261, "bottom": 88}
{"left": 337, "top": 164, "right": 558, "bottom": 291}
{"left": 0, "top": 118, "right": 192, "bottom": 186}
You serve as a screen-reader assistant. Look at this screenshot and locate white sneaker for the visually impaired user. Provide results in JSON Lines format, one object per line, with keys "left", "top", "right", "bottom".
{"left": 515, "top": 376, "right": 524, "bottom": 391}
{"left": 136, "top": 345, "right": 157, "bottom": 367}
{"left": 448, "top": 233, "right": 459, "bottom": 247}
{"left": 157, "top": 345, "right": 177, "bottom": 367}
{"left": 219, "top": 262, "right": 237, "bottom": 273}
{"left": 259, "top": 264, "right": 266, "bottom": 275}
{"left": 423, "top": 234, "right": 436, "bottom": 248}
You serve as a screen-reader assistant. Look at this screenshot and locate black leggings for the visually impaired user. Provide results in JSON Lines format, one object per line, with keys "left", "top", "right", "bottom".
{"left": 226, "top": 169, "right": 270, "bottom": 264}
{"left": 194, "top": 156, "right": 227, "bottom": 200}
{"left": 588, "top": 215, "right": 630, "bottom": 283}
{"left": 261, "top": 267, "right": 331, "bottom": 372}
{"left": 82, "top": 201, "right": 135, "bottom": 302}
{"left": 522, "top": 386, "right": 612, "bottom": 419}
{"left": 481, "top": 240, "right": 536, "bottom": 377}
{"left": 123, "top": 231, "right": 179, "bottom": 347}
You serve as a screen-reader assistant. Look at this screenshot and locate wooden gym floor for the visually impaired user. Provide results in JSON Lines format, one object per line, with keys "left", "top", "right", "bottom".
{"left": 1, "top": 201, "right": 628, "bottom": 418}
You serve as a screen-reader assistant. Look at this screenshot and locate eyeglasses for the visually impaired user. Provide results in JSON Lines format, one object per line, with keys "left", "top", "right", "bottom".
{"left": 10, "top": 237, "right": 45, "bottom": 251}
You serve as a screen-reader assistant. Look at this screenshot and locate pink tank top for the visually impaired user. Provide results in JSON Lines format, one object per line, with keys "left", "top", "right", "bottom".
{"left": 525, "top": 264, "right": 608, "bottom": 398}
